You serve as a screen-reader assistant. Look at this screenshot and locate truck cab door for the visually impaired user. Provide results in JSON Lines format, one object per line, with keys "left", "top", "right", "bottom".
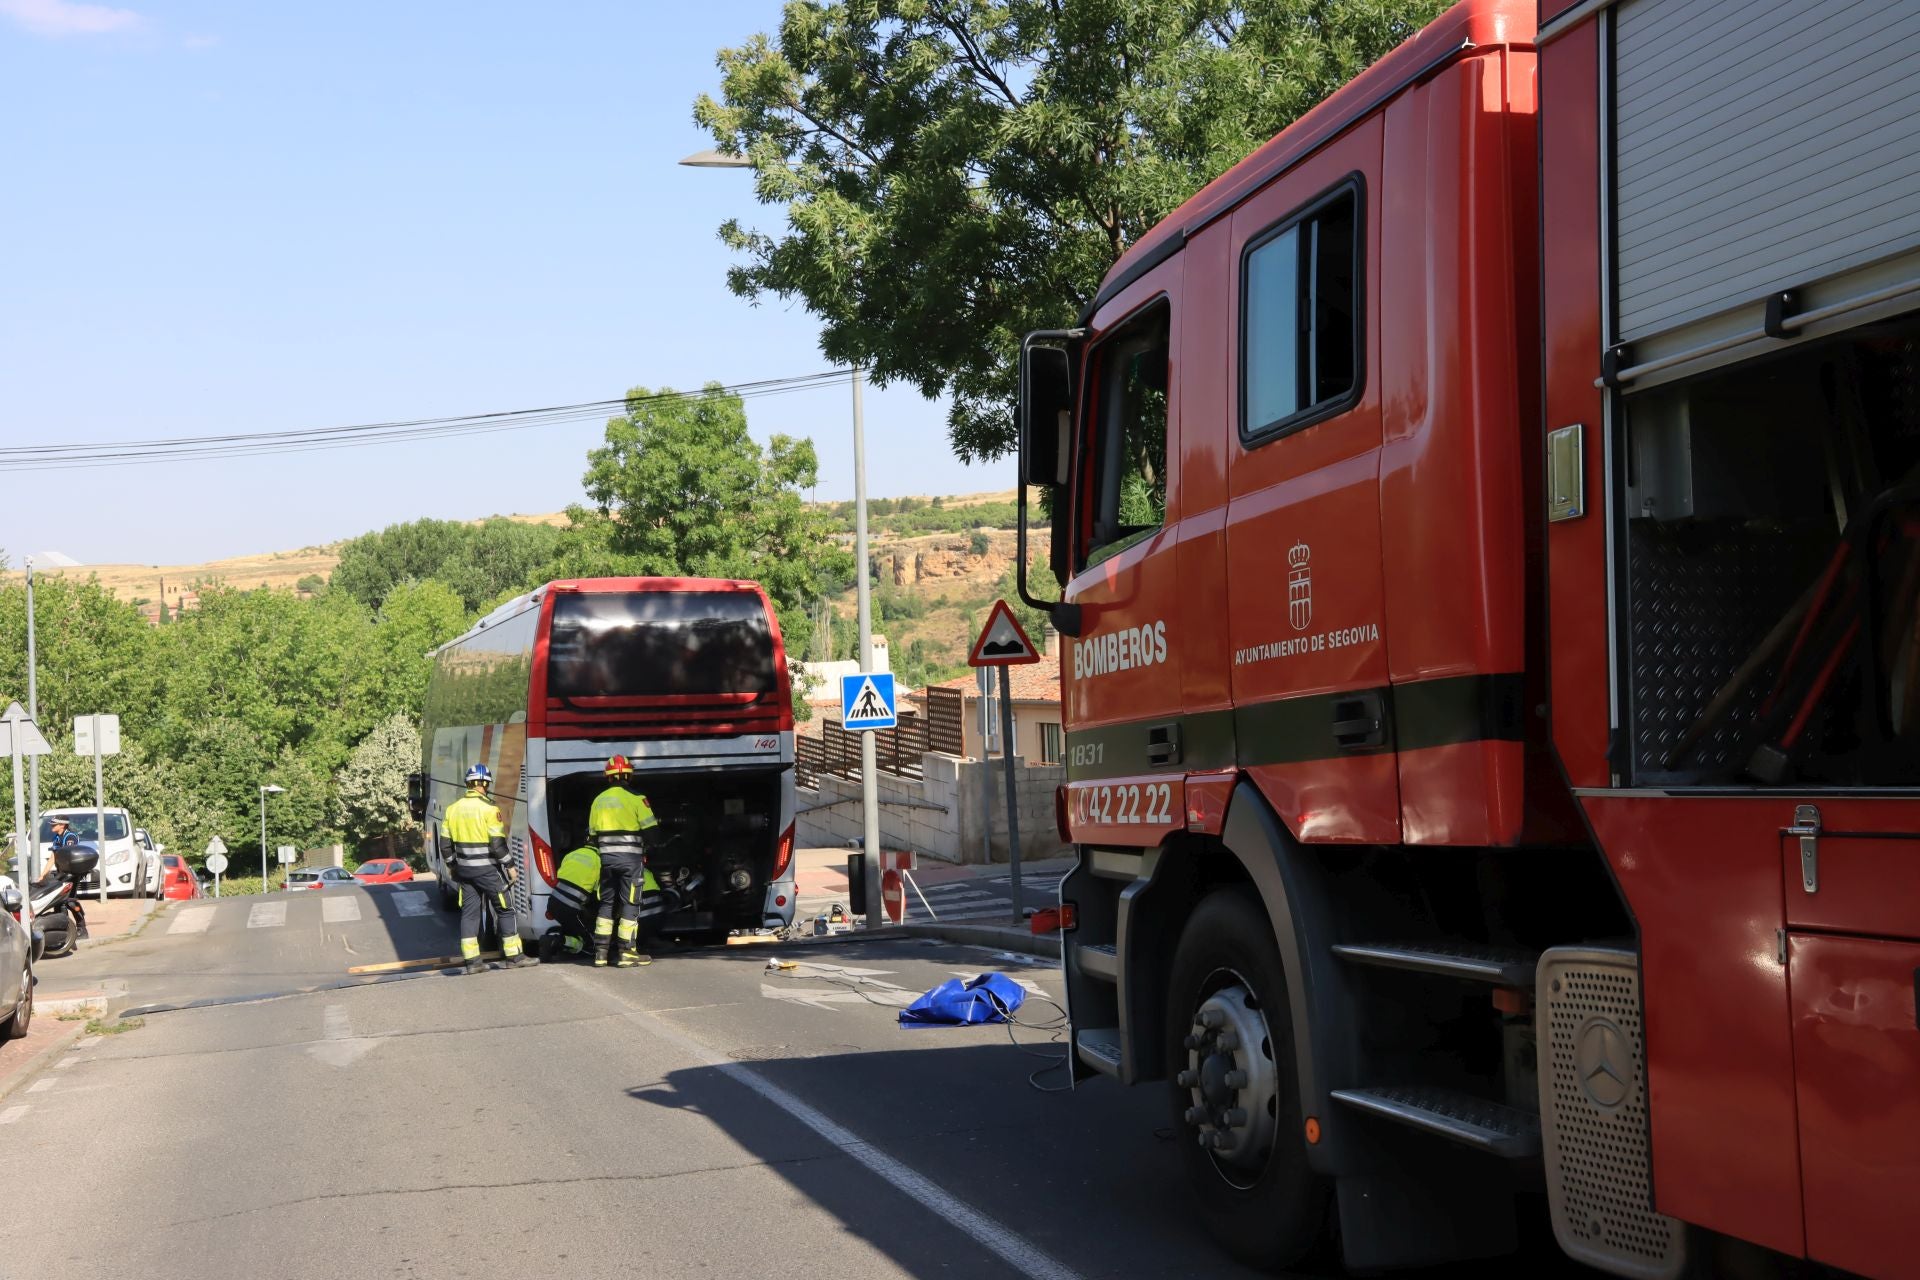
{"left": 1223, "top": 128, "right": 1396, "bottom": 843}
{"left": 1061, "top": 285, "right": 1192, "bottom": 848}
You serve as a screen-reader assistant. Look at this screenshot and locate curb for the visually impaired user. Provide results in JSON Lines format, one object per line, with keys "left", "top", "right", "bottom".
{"left": 0, "top": 1019, "right": 88, "bottom": 1104}
{"left": 765, "top": 922, "right": 1062, "bottom": 960}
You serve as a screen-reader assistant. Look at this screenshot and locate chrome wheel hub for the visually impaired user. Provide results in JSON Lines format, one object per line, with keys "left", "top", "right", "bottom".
{"left": 1178, "top": 982, "right": 1279, "bottom": 1182}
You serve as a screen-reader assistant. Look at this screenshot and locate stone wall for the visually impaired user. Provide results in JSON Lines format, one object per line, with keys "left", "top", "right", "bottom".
{"left": 795, "top": 752, "right": 1066, "bottom": 865}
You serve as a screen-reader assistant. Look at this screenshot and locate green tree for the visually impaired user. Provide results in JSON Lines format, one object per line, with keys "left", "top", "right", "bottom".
{"left": 697, "top": 0, "right": 1446, "bottom": 459}
{"left": 557, "top": 384, "right": 855, "bottom": 666}
{"left": 331, "top": 712, "right": 421, "bottom": 857}
{"left": 332, "top": 518, "right": 561, "bottom": 613}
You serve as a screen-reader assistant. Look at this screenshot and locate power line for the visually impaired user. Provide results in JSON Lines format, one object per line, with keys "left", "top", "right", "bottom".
{"left": 0, "top": 371, "right": 853, "bottom": 473}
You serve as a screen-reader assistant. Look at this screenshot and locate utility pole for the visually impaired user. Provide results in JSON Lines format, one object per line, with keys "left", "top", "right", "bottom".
{"left": 24, "top": 557, "right": 39, "bottom": 880}
{"left": 852, "top": 364, "right": 883, "bottom": 930}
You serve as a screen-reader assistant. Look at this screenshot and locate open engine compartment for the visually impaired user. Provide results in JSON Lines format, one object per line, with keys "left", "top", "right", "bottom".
{"left": 545, "top": 765, "right": 783, "bottom": 933}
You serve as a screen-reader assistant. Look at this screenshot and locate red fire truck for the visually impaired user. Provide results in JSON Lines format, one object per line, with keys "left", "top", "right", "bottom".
{"left": 1017, "top": 2, "right": 1920, "bottom": 1276}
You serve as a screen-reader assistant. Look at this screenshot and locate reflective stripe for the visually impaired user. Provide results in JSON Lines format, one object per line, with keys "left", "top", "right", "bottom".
{"left": 450, "top": 842, "right": 494, "bottom": 867}
{"left": 552, "top": 881, "right": 590, "bottom": 912}
{"left": 500, "top": 934, "right": 523, "bottom": 958}
{"left": 617, "top": 920, "right": 638, "bottom": 942}
{"left": 596, "top": 833, "right": 646, "bottom": 852}
{"left": 593, "top": 917, "right": 613, "bottom": 938}
{"left": 460, "top": 937, "right": 480, "bottom": 960}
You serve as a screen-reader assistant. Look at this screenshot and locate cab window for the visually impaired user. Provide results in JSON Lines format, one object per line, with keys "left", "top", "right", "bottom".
{"left": 1083, "top": 303, "right": 1170, "bottom": 569}
{"left": 1241, "top": 183, "right": 1360, "bottom": 439}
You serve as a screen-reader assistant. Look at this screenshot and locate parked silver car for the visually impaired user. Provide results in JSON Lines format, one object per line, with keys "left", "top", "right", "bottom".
{"left": 0, "top": 879, "right": 34, "bottom": 1041}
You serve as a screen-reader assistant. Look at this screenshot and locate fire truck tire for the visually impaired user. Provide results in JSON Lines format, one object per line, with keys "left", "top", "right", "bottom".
{"left": 1166, "top": 887, "right": 1327, "bottom": 1271}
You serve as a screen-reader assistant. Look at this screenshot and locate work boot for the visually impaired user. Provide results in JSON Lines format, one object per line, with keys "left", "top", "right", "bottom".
{"left": 506, "top": 952, "right": 538, "bottom": 969}
{"left": 462, "top": 958, "right": 487, "bottom": 976}
{"left": 592, "top": 945, "right": 610, "bottom": 968}
{"left": 615, "top": 950, "right": 650, "bottom": 968}
{"left": 538, "top": 934, "right": 558, "bottom": 963}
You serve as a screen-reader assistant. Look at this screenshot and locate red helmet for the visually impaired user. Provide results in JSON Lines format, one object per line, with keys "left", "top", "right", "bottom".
{"left": 604, "top": 755, "right": 633, "bottom": 778}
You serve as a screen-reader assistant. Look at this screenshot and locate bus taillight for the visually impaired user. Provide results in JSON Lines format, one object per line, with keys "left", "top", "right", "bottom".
{"left": 531, "top": 830, "right": 557, "bottom": 886}
{"left": 773, "top": 824, "right": 795, "bottom": 881}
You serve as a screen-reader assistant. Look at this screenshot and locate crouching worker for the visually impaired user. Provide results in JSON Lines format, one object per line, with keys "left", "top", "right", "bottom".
{"left": 588, "top": 754, "right": 659, "bottom": 968}
{"left": 446, "top": 764, "right": 535, "bottom": 974}
{"left": 542, "top": 845, "right": 600, "bottom": 961}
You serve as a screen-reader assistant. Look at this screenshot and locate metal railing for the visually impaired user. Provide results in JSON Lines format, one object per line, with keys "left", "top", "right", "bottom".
{"left": 796, "top": 685, "right": 966, "bottom": 789}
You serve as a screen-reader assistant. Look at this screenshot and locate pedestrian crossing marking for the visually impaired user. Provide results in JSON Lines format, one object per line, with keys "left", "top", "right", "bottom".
{"left": 247, "top": 901, "right": 287, "bottom": 929}
{"left": 0, "top": 1106, "right": 28, "bottom": 1125}
{"left": 321, "top": 896, "right": 361, "bottom": 923}
{"left": 393, "top": 890, "right": 432, "bottom": 918}
{"left": 168, "top": 906, "right": 216, "bottom": 935}
{"left": 841, "top": 671, "right": 898, "bottom": 730}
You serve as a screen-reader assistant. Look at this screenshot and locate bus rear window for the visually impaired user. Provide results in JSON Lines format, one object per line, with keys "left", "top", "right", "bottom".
{"left": 547, "top": 591, "right": 777, "bottom": 698}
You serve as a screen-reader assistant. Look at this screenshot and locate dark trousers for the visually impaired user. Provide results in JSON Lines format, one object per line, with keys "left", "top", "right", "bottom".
{"left": 454, "top": 863, "right": 517, "bottom": 956}
{"left": 595, "top": 849, "right": 645, "bottom": 952}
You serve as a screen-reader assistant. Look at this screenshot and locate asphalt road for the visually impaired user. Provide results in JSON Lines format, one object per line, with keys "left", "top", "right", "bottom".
{"left": 15, "top": 888, "right": 1594, "bottom": 1280}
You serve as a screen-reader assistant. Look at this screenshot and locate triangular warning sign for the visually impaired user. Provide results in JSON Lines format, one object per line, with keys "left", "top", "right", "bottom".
{"left": 968, "top": 599, "right": 1042, "bottom": 666}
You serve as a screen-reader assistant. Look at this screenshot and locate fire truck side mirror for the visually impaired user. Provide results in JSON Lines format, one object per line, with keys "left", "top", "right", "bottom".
{"left": 406, "top": 772, "right": 427, "bottom": 822}
{"left": 1020, "top": 344, "right": 1073, "bottom": 488}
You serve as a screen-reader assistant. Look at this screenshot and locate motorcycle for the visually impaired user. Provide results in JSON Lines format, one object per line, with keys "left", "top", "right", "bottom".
{"left": 32, "top": 845, "right": 98, "bottom": 960}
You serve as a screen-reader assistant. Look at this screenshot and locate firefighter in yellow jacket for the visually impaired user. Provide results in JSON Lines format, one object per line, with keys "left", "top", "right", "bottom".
{"left": 588, "top": 755, "right": 659, "bottom": 968}
{"left": 444, "top": 764, "right": 535, "bottom": 974}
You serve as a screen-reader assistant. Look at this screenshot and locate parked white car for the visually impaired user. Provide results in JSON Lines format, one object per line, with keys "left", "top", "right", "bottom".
{"left": 37, "top": 808, "right": 163, "bottom": 897}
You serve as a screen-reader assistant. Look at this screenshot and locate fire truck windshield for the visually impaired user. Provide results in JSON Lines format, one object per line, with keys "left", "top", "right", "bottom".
{"left": 546, "top": 590, "right": 777, "bottom": 698}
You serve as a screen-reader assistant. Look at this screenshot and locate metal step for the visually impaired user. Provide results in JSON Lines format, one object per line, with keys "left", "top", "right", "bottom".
{"left": 1076, "top": 941, "right": 1119, "bottom": 983}
{"left": 1331, "top": 941, "right": 1540, "bottom": 986}
{"left": 1331, "top": 1086, "right": 1542, "bottom": 1158}
{"left": 1075, "top": 1027, "right": 1124, "bottom": 1078}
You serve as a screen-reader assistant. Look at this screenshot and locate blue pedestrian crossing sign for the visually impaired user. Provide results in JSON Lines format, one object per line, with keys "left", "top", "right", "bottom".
{"left": 840, "top": 672, "right": 898, "bottom": 731}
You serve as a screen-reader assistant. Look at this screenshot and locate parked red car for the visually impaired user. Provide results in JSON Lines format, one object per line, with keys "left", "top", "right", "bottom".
{"left": 352, "top": 859, "right": 413, "bottom": 885}
{"left": 159, "top": 854, "right": 200, "bottom": 901}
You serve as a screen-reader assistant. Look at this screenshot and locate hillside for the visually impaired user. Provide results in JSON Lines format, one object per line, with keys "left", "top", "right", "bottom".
{"left": 7, "top": 495, "right": 1040, "bottom": 659}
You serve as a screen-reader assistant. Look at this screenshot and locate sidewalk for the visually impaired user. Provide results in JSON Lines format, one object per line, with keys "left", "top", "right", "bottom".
{"left": 790, "top": 846, "right": 1074, "bottom": 956}
{"left": 30, "top": 894, "right": 158, "bottom": 1021}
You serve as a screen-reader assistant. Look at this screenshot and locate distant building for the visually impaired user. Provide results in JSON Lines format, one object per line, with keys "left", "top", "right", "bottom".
{"left": 795, "top": 634, "right": 890, "bottom": 714}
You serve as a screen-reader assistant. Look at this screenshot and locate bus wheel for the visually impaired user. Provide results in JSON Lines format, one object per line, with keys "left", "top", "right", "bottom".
{"left": 1166, "top": 887, "right": 1327, "bottom": 1270}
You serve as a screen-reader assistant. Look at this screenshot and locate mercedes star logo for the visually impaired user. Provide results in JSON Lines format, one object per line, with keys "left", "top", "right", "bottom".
{"left": 1575, "top": 1018, "right": 1632, "bottom": 1110}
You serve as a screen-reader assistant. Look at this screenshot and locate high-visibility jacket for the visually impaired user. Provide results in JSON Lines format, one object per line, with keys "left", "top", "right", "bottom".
{"left": 551, "top": 847, "right": 600, "bottom": 916}
{"left": 587, "top": 785, "right": 657, "bottom": 856}
{"left": 444, "top": 789, "right": 507, "bottom": 871}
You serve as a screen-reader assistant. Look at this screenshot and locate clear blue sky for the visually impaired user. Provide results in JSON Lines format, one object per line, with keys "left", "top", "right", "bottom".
{"left": 0, "top": 0, "right": 1001, "bottom": 568}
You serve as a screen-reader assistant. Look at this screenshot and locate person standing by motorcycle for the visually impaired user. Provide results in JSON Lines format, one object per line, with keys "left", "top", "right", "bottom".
{"left": 445, "top": 764, "right": 535, "bottom": 974}
{"left": 587, "top": 755, "right": 658, "bottom": 969}
{"left": 35, "top": 817, "right": 76, "bottom": 892}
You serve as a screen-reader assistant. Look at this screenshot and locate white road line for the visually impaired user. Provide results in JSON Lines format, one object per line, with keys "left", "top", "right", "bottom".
{"left": 247, "top": 901, "right": 287, "bottom": 929}
{"left": 562, "top": 970, "right": 1081, "bottom": 1280}
{"left": 0, "top": 1106, "right": 28, "bottom": 1124}
{"left": 392, "top": 890, "right": 431, "bottom": 918}
{"left": 25, "top": 1078, "right": 56, "bottom": 1093}
{"left": 321, "top": 896, "right": 362, "bottom": 924}
{"left": 168, "top": 906, "right": 216, "bottom": 935}
{"left": 51, "top": 1057, "right": 75, "bottom": 1069}
{"left": 921, "top": 882, "right": 994, "bottom": 895}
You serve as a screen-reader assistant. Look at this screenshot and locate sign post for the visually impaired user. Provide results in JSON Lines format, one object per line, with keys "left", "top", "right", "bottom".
{"left": 841, "top": 671, "right": 898, "bottom": 930}
{"left": 968, "top": 600, "right": 1043, "bottom": 926}
{"left": 74, "top": 714, "right": 121, "bottom": 903}
{"left": 2, "top": 703, "right": 53, "bottom": 903}
{"left": 205, "top": 837, "right": 228, "bottom": 897}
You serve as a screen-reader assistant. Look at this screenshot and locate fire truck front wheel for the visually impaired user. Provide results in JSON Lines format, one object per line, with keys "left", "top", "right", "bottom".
{"left": 1166, "top": 887, "right": 1328, "bottom": 1270}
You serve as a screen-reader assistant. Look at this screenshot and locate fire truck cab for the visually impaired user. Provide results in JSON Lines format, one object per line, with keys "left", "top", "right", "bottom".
{"left": 1021, "top": 2, "right": 1920, "bottom": 1276}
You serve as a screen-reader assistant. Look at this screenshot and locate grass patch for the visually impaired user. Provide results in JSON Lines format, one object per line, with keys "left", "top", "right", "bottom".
{"left": 84, "top": 1017, "right": 143, "bottom": 1036}
{"left": 55, "top": 1012, "right": 88, "bottom": 1022}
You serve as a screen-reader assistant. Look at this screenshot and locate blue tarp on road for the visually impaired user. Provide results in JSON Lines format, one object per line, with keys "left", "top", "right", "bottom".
{"left": 898, "top": 972, "right": 1027, "bottom": 1026}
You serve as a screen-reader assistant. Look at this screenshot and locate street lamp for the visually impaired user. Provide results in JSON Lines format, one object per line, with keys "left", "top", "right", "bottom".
{"left": 680, "top": 148, "right": 882, "bottom": 928}
{"left": 259, "top": 784, "right": 284, "bottom": 888}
